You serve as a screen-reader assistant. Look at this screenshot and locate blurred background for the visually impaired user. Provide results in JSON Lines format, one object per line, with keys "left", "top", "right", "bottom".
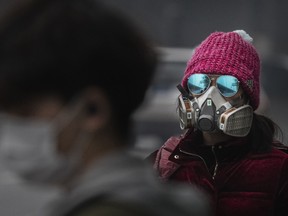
{"left": 0, "top": 0, "right": 288, "bottom": 215}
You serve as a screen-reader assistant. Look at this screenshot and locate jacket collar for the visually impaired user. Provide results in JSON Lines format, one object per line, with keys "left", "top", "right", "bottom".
{"left": 176, "top": 129, "right": 250, "bottom": 163}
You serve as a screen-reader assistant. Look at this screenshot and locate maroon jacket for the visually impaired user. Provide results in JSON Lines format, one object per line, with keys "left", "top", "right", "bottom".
{"left": 151, "top": 129, "right": 288, "bottom": 216}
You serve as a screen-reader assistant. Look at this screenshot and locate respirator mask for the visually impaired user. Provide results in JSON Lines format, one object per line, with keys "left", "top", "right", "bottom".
{"left": 177, "top": 73, "right": 253, "bottom": 137}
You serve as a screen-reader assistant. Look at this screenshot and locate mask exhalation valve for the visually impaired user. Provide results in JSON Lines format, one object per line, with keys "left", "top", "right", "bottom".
{"left": 197, "top": 98, "right": 216, "bottom": 131}
{"left": 198, "top": 115, "right": 214, "bottom": 131}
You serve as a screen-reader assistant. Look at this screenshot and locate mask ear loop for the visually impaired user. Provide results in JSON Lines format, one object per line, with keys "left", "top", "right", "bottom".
{"left": 51, "top": 95, "right": 89, "bottom": 134}
{"left": 50, "top": 99, "right": 97, "bottom": 186}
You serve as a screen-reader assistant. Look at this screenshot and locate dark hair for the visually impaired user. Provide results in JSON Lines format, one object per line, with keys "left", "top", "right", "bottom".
{"left": 248, "top": 113, "right": 284, "bottom": 153}
{"left": 0, "top": 0, "right": 157, "bottom": 141}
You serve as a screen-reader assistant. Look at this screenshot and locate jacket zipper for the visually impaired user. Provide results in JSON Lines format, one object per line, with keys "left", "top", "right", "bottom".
{"left": 179, "top": 149, "right": 210, "bottom": 177}
{"left": 211, "top": 146, "right": 218, "bottom": 179}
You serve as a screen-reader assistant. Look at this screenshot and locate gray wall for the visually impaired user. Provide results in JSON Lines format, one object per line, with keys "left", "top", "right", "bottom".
{"left": 101, "top": 0, "right": 288, "bottom": 54}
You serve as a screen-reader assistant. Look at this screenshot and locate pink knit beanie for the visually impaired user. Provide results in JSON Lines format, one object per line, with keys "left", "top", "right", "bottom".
{"left": 182, "top": 30, "right": 260, "bottom": 110}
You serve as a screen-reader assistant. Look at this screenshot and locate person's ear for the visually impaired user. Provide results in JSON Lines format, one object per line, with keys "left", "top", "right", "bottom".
{"left": 81, "top": 87, "right": 111, "bottom": 132}
{"left": 86, "top": 103, "right": 99, "bottom": 116}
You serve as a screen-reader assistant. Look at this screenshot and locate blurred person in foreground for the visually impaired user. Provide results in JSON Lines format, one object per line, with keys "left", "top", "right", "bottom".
{"left": 0, "top": 0, "right": 211, "bottom": 215}
{"left": 148, "top": 30, "right": 288, "bottom": 216}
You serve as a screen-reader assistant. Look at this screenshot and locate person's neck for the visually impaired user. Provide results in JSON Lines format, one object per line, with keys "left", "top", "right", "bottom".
{"left": 202, "top": 131, "right": 233, "bottom": 146}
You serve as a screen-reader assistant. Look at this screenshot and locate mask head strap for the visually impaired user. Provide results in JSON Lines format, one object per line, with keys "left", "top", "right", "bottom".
{"left": 177, "top": 84, "right": 194, "bottom": 100}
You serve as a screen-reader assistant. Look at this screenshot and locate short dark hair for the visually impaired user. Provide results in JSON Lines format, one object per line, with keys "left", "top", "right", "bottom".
{"left": 0, "top": 0, "right": 157, "bottom": 140}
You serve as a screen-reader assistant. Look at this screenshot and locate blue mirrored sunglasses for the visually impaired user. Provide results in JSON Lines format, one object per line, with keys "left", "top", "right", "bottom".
{"left": 187, "top": 74, "right": 240, "bottom": 97}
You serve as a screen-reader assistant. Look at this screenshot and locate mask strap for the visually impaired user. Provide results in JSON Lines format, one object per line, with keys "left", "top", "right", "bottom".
{"left": 177, "top": 84, "right": 194, "bottom": 100}
{"left": 229, "top": 92, "right": 249, "bottom": 107}
{"left": 52, "top": 96, "right": 88, "bottom": 134}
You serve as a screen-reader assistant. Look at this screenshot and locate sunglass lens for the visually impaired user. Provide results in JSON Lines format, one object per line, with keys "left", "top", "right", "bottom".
{"left": 187, "top": 74, "right": 210, "bottom": 95}
{"left": 216, "top": 75, "right": 239, "bottom": 97}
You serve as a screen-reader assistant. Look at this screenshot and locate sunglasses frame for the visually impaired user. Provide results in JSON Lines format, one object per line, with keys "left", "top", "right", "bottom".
{"left": 187, "top": 73, "right": 240, "bottom": 98}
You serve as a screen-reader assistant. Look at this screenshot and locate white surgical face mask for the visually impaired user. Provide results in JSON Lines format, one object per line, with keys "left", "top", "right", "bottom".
{"left": 0, "top": 111, "right": 85, "bottom": 184}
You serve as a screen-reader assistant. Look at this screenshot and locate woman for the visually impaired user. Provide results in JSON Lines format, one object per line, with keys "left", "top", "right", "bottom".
{"left": 149, "top": 30, "right": 288, "bottom": 216}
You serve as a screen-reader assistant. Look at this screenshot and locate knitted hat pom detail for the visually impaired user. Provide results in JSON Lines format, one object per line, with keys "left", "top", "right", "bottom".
{"left": 233, "top": 30, "right": 253, "bottom": 44}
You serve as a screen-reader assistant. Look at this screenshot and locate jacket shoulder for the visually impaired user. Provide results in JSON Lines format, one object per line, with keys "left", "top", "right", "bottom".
{"left": 145, "top": 135, "right": 184, "bottom": 163}
{"left": 157, "top": 130, "right": 192, "bottom": 156}
{"left": 152, "top": 134, "right": 185, "bottom": 180}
